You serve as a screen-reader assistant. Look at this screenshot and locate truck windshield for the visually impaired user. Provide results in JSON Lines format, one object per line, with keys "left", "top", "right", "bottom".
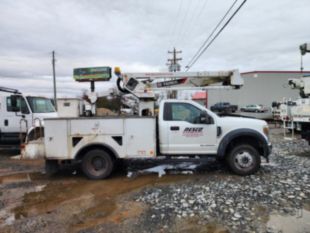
{"left": 26, "top": 97, "right": 55, "bottom": 113}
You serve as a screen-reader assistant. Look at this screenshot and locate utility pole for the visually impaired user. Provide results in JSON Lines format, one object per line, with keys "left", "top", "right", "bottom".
{"left": 52, "top": 51, "right": 57, "bottom": 110}
{"left": 166, "top": 48, "right": 182, "bottom": 72}
{"left": 166, "top": 48, "right": 182, "bottom": 98}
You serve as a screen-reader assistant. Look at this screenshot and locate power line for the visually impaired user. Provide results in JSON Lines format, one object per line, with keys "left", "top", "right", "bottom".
{"left": 184, "top": 0, "right": 210, "bottom": 39}
{"left": 185, "top": 0, "right": 240, "bottom": 70}
{"left": 169, "top": 0, "right": 184, "bottom": 48}
{"left": 177, "top": 0, "right": 203, "bottom": 47}
{"left": 174, "top": 0, "right": 193, "bottom": 47}
{"left": 186, "top": 0, "right": 247, "bottom": 71}
{"left": 194, "top": 0, "right": 210, "bottom": 25}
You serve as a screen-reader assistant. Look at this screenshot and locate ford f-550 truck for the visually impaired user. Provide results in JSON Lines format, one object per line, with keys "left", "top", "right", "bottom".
{"left": 39, "top": 99, "right": 271, "bottom": 179}
{"left": 21, "top": 67, "right": 271, "bottom": 179}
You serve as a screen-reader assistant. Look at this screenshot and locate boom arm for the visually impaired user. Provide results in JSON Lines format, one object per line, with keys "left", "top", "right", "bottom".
{"left": 0, "top": 86, "right": 21, "bottom": 94}
{"left": 115, "top": 69, "right": 243, "bottom": 99}
{"left": 114, "top": 68, "right": 244, "bottom": 116}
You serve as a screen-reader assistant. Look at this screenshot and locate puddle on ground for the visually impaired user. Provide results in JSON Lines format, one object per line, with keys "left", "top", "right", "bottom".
{"left": 0, "top": 173, "right": 47, "bottom": 229}
{"left": 267, "top": 209, "right": 310, "bottom": 233}
{"left": 127, "top": 163, "right": 199, "bottom": 178}
{"left": 0, "top": 173, "right": 31, "bottom": 185}
{"left": 12, "top": 174, "right": 193, "bottom": 232}
{"left": 172, "top": 217, "right": 229, "bottom": 233}
{"left": 0, "top": 172, "right": 45, "bottom": 185}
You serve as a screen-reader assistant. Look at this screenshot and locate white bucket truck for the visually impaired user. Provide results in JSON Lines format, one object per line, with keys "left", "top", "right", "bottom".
{"left": 272, "top": 43, "right": 310, "bottom": 142}
{"left": 22, "top": 67, "right": 272, "bottom": 179}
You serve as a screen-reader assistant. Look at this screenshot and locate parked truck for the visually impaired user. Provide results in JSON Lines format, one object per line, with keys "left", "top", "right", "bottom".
{"left": 21, "top": 67, "right": 272, "bottom": 179}
{"left": 0, "top": 87, "right": 57, "bottom": 147}
{"left": 287, "top": 77, "right": 310, "bottom": 142}
{"left": 210, "top": 102, "right": 238, "bottom": 113}
{"left": 272, "top": 43, "right": 310, "bottom": 143}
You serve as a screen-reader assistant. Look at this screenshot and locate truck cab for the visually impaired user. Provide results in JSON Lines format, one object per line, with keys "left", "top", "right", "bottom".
{"left": 157, "top": 100, "right": 271, "bottom": 177}
{"left": 0, "top": 92, "right": 57, "bottom": 145}
{"left": 159, "top": 100, "right": 271, "bottom": 163}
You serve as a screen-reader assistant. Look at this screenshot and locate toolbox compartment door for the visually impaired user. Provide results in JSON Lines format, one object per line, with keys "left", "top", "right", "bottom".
{"left": 124, "top": 118, "right": 156, "bottom": 158}
{"left": 45, "top": 119, "right": 69, "bottom": 159}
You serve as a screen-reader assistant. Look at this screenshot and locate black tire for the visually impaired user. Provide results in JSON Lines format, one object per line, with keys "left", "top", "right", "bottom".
{"left": 81, "top": 149, "right": 114, "bottom": 180}
{"left": 226, "top": 144, "right": 261, "bottom": 176}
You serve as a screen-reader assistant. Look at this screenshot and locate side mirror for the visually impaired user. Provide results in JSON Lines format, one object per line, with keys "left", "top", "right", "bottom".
{"left": 10, "top": 95, "right": 20, "bottom": 112}
{"left": 200, "top": 111, "right": 213, "bottom": 124}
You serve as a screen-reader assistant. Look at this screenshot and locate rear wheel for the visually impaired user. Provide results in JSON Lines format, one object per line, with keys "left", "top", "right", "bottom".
{"left": 81, "top": 149, "right": 114, "bottom": 179}
{"left": 226, "top": 144, "right": 260, "bottom": 175}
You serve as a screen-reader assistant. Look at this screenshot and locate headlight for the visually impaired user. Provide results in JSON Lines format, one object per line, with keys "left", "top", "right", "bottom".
{"left": 263, "top": 125, "right": 269, "bottom": 139}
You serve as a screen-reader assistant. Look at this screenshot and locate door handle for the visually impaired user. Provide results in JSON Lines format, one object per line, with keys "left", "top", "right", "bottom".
{"left": 170, "top": 126, "right": 179, "bottom": 131}
{"left": 4, "top": 119, "right": 8, "bottom": 126}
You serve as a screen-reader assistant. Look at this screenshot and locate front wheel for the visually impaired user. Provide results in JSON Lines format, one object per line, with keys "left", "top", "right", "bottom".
{"left": 81, "top": 149, "right": 114, "bottom": 179}
{"left": 226, "top": 144, "right": 261, "bottom": 175}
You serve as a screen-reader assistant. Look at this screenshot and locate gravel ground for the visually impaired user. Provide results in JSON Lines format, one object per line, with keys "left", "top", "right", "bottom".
{"left": 133, "top": 129, "right": 310, "bottom": 233}
{"left": 1, "top": 128, "right": 310, "bottom": 233}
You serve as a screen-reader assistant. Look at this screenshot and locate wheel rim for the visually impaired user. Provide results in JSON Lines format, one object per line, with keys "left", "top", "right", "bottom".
{"left": 87, "top": 156, "right": 107, "bottom": 175}
{"left": 234, "top": 151, "right": 254, "bottom": 169}
{"left": 92, "top": 157, "right": 105, "bottom": 170}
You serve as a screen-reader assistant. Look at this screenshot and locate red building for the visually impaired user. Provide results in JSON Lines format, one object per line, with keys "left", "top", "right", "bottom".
{"left": 192, "top": 91, "right": 208, "bottom": 107}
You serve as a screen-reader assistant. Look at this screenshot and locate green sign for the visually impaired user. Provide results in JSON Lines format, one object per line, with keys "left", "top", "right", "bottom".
{"left": 73, "top": 66, "right": 112, "bottom": 82}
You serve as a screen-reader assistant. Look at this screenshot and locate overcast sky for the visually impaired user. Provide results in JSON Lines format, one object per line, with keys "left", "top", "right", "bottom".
{"left": 0, "top": 0, "right": 310, "bottom": 97}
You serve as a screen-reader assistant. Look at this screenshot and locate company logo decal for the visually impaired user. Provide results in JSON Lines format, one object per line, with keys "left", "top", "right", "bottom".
{"left": 183, "top": 127, "right": 203, "bottom": 137}
{"left": 156, "top": 78, "right": 187, "bottom": 87}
